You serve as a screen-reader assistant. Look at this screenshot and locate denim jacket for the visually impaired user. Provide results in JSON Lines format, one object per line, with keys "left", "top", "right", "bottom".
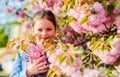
{"left": 10, "top": 51, "right": 47, "bottom": 77}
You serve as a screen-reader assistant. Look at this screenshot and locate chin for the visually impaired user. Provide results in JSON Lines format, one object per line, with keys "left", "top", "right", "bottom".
{"left": 41, "top": 38, "right": 48, "bottom": 41}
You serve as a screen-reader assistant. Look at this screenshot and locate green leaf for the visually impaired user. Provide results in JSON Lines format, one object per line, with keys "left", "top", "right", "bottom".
{"left": 56, "top": 52, "right": 66, "bottom": 61}
{"left": 68, "top": 16, "right": 75, "bottom": 23}
{"left": 80, "top": 16, "right": 88, "bottom": 24}
{"left": 101, "top": 44, "right": 107, "bottom": 52}
{"left": 10, "top": 21, "right": 21, "bottom": 26}
{"left": 113, "top": 0, "right": 120, "bottom": 7}
{"left": 0, "top": 33, "right": 9, "bottom": 48}
{"left": 91, "top": 41, "right": 101, "bottom": 51}
{"left": 50, "top": 72, "right": 56, "bottom": 77}
{"left": 106, "top": 35, "right": 113, "bottom": 44}
{"left": 85, "top": 33, "right": 91, "bottom": 39}
{"left": 89, "top": 37, "right": 96, "bottom": 47}
{"left": 67, "top": 1, "right": 73, "bottom": 10}
{"left": 20, "top": 40, "right": 28, "bottom": 51}
{"left": 47, "top": 67, "right": 55, "bottom": 77}
{"left": 61, "top": 74, "right": 66, "bottom": 77}
{"left": 16, "top": 45, "right": 20, "bottom": 49}
{"left": 107, "top": 5, "right": 114, "bottom": 15}
{"left": 74, "top": 0, "right": 78, "bottom": 6}
{"left": 61, "top": 5, "right": 67, "bottom": 12}
{"left": 63, "top": 14, "right": 68, "bottom": 19}
{"left": 69, "top": 55, "right": 75, "bottom": 65}
{"left": 60, "top": 57, "right": 66, "bottom": 64}
{"left": 73, "top": 49, "right": 82, "bottom": 54}
{"left": 116, "top": 13, "right": 120, "bottom": 17}
{"left": 49, "top": 49, "right": 55, "bottom": 54}
{"left": 83, "top": 54, "right": 90, "bottom": 63}
{"left": 0, "top": 28, "right": 4, "bottom": 34}
{"left": 91, "top": 37, "right": 96, "bottom": 42}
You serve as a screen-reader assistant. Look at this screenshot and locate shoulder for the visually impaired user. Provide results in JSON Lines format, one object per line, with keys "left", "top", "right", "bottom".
{"left": 15, "top": 50, "right": 29, "bottom": 62}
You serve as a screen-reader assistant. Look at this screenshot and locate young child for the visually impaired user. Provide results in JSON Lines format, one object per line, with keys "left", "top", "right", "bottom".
{"left": 10, "top": 10, "right": 57, "bottom": 77}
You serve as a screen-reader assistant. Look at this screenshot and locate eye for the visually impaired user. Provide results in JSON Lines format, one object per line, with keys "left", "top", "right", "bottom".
{"left": 38, "top": 29, "right": 42, "bottom": 32}
{"left": 47, "top": 28, "right": 52, "bottom": 31}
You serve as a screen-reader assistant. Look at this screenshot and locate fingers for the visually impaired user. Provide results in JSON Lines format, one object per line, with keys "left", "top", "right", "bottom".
{"left": 29, "top": 56, "right": 33, "bottom": 63}
{"left": 35, "top": 56, "right": 46, "bottom": 65}
{"left": 28, "top": 55, "right": 49, "bottom": 74}
{"left": 37, "top": 61, "right": 47, "bottom": 68}
{"left": 38, "top": 69, "right": 48, "bottom": 73}
{"left": 38, "top": 64, "right": 49, "bottom": 71}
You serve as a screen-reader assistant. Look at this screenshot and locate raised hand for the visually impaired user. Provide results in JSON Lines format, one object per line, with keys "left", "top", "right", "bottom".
{"left": 26, "top": 55, "right": 49, "bottom": 77}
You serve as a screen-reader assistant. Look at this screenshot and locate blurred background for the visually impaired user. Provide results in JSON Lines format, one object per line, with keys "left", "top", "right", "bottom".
{"left": 0, "top": 0, "right": 29, "bottom": 76}
{"left": 1, "top": 0, "right": 120, "bottom": 77}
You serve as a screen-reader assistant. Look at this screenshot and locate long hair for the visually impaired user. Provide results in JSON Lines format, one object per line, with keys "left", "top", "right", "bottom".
{"left": 32, "top": 10, "right": 57, "bottom": 29}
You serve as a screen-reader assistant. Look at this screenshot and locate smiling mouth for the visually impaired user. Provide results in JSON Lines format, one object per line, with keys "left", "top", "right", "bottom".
{"left": 42, "top": 37, "right": 49, "bottom": 40}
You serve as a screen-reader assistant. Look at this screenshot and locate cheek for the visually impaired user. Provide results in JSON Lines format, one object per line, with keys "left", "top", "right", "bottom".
{"left": 49, "top": 31, "right": 56, "bottom": 37}
{"left": 35, "top": 33, "right": 42, "bottom": 39}
{"left": 33, "top": 28, "right": 38, "bottom": 34}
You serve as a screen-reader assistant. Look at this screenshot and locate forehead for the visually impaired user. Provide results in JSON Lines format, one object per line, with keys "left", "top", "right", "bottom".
{"left": 34, "top": 18, "right": 55, "bottom": 28}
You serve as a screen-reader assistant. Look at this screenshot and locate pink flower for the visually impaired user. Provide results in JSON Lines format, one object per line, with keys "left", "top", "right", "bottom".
{"left": 94, "top": 49, "right": 119, "bottom": 64}
{"left": 100, "top": 74, "right": 108, "bottom": 77}
{"left": 104, "top": 15, "right": 115, "bottom": 28}
{"left": 113, "top": 7, "right": 120, "bottom": 15}
{"left": 38, "top": 0, "right": 48, "bottom": 9}
{"left": 30, "top": 4, "right": 41, "bottom": 13}
{"left": 82, "top": 68, "right": 100, "bottom": 77}
{"left": 62, "top": 36, "right": 73, "bottom": 44}
{"left": 71, "top": 70, "right": 82, "bottom": 77}
{"left": 73, "top": 57, "right": 82, "bottom": 70}
{"left": 88, "top": 37, "right": 120, "bottom": 64}
{"left": 53, "top": 1, "right": 63, "bottom": 13}
{"left": 85, "top": 13, "right": 107, "bottom": 33}
{"left": 47, "top": 54, "right": 56, "bottom": 64}
{"left": 115, "top": 16, "right": 120, "bottom": 33}
{"left": 89, "top": 23, "right": 106, "bottom": 33}
{"left": 61, "top": 63, "right": 76, "bottom": 76}
{"left": 28, "top": 44, "right": 44, "bottom": 60}
{"left": 93, "top": 2, "right": 104, "bottom": 12}
{"left": 111, "top": 37, "right": 120, "bottom": 55}
{"left": 112, "top": 72, "right": 120, "bottom": 77}
{"left": 70, "top": 21, "right": 89, "bottom": 33}
{"left": 68, "top": 7, "right": 81, "bottom": 19}
{"left": 45, "top": 0, "right": 56, "bottom": 7}
{"left": 17, "top": 10, "right": 26, "bottom": 18}
{"left": 22, "top": 21, "right": 31, "bottom": 29}
{"left": 47, "top": 48, "right": 64, "bottom": 65}
{"left": 6, "top": 6, "right": 16, "bottom": 13}
{"left": 85, "top": 14, "right": 106, "bottom": 33}
{"left": 61, "top": 27, "right": 76, "bottom": 44}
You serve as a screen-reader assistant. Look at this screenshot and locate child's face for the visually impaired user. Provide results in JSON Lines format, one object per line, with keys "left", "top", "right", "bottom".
{"left": 33, "top": 18, "right": 56, "bottom": 42}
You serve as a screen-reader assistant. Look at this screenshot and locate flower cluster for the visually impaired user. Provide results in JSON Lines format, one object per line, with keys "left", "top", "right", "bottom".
{"left": 68, "top": 2, "right": 120, "bottom": 33}
{"left": 46, "top": 43, "right": 83, "bottom": 77}
{"left": 7, "top": 0, "right": 120, "bottom": 77}
{"left": 28, "top": 44, "right": 44, "bottom": 60}
{"left": 92, "top": 37, "right": 120, "bottom": 64}
{"left": 28, "top": 0, "right": 64, "bottom": 13}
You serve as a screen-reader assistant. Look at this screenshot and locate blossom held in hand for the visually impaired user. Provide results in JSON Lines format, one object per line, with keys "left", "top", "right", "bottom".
{"left": 28, "top": 44, "right": 44, "bottom": 60}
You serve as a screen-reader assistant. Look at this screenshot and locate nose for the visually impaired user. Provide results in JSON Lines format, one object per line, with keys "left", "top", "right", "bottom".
{"left": 41, "top": 30, "right": 47, "bottom": 37}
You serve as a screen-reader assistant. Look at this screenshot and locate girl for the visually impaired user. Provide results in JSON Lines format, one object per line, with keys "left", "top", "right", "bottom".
{"left": 10, "top": 10, "right": 57, "bottom": 77}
